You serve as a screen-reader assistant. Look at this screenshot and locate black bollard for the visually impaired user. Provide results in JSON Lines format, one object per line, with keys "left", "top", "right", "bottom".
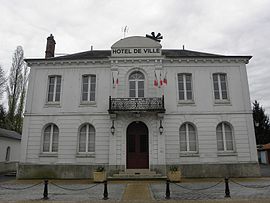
{"left": 43, "top": 180, "right": 49, "bottom": 200}
{"left": 224, "top": 177, "right": 231, "bottom": 198}
{"left": 165, "top": 179, "right": 171, "bottom": 199}
{"left": 103, "top": 180, "right": 108, "bottom": 200}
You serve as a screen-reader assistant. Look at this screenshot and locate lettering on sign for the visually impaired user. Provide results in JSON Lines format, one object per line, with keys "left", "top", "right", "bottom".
{"left": 111, "top": 48, "right": 161, "bottom": 57}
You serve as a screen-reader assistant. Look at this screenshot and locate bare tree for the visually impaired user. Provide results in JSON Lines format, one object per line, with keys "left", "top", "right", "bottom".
{"left": 15, "top": 62, "right": 29, "bottom": 133}
{"left": 0, "top": 65, "right": 7, "bottom": 100}
{"left": 6, "top": 46, "right": 25, "bottom": 131}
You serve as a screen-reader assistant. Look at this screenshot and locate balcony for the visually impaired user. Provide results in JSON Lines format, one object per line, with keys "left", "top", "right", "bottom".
{"left": 109, "top": 96, "right": 165, "bottom": 113}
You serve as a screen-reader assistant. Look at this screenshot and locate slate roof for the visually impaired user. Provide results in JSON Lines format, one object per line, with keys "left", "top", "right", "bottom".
{"left": 25, "top": 49, "right": 252, "bottom": 62}
{"left": 0, "top": 128, "right": 22, "bottom": 140}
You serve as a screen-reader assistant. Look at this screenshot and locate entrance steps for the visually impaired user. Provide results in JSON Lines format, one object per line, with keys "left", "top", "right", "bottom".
{"left": 108, "top": 169, "right": 166, "bottom": 180}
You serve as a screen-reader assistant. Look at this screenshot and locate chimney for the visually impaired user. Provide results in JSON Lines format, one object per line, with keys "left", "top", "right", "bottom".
{"left": 45, "top": 34, "right": 56, "bottom": 58}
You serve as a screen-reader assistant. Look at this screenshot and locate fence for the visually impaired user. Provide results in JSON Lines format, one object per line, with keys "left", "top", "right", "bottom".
{"left": 2, "top": 177, "right": 270, "bottom": 201}
{"left": 0, "top": 180, "right": 108, "bottom": 200}
{"left": 164, "top": 177, "right": 270, "bottom": 200}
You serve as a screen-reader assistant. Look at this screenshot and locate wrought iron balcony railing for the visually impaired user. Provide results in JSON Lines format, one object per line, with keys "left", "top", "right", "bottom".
{"left": 109, "top": 96, "right": 165, "bottom": 113}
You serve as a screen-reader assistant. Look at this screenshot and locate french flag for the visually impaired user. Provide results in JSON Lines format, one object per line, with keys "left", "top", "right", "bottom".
{"left": 163, "top": 71, "right": 167, "bottom": 85}
{"left": 154, "top": 71, "right": 158, "bottom": 87}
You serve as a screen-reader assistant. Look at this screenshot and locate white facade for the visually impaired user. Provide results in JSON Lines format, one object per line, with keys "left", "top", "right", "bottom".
{"left": 19, "top": 36, "right": 259, "bottom": 178}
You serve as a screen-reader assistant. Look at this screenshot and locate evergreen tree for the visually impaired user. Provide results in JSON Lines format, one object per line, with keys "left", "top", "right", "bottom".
{"left": 253, "top": 100, "right": 270, "bottom": 144}
{"left": 0, "top": 104, "right": 6, "bottom": 128}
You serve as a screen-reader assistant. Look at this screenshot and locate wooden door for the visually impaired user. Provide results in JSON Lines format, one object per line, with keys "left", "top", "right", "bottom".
{"left": 127, "top": 121, "right": 149, "bottom": 169}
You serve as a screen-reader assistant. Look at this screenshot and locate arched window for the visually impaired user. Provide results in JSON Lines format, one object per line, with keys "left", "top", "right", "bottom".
{"left": 5, "top": 146, "right": 10, "bottom": 161}
{"left": 129, "top": 71, "right": 145, "bottom": 98}
{"left": 179, "top": 123, "right": 197, "bottom": 152}
{"left": 43, "top": 124, "right": 59, "bottom": 152}
{"left": 79, "top": 124, "right": 95, "bottom": 152}
{"left": 216, "top": 122, "right": 234, "bottom": 151}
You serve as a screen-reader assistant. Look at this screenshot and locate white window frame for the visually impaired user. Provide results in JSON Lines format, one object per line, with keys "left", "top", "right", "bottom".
{"left": 81, "top": 75, "right": 96, "bottom": 103}
{"left": 213, "top": 73, "right": 229, "bottom": 102}
{"left": 178, "top": 73, "right": 193, "bottom": 103}
{"left": 179, "top": 123, "right": 198, "bottom": 154}
{"left": 47, "top": 75, "right": 61, "bottom": 103}
{"left": 42, "top": 124, "right": 59, "bottom": 153}
{"left": 78, "top": 123, "right": 95, "bottom": 154}
{"left": 216, "top": 122, "right": 234, "bottom": 152}
{"left": 129, "top": 71, "right": 145, "bottom": 98}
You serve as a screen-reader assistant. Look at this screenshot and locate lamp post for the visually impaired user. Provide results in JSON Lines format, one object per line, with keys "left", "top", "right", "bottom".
{"left": 159, "top": 120, "right": 164, "bottom": 135}
{"left": 111, "top": 120, "right": 115, "bottom": 135}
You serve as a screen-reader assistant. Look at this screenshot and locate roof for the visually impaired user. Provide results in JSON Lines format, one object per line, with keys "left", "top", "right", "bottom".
{"left": 0, "top": 128, "right": 22, "bottom": 140}
{"left": 111, "top": 36, "right": 161, "bottom": 48}
{"left": 25, "top": 49, "right": 252, "bottom": 62}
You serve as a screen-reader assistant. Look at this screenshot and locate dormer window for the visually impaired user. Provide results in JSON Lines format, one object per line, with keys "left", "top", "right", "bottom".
{"left": 129, "top": 71, "right": 145, "bottom": 98}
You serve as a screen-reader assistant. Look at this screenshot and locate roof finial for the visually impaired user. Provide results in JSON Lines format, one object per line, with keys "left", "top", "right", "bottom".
{"left": 182, "top": 45, "right": 185, "bottom": 50}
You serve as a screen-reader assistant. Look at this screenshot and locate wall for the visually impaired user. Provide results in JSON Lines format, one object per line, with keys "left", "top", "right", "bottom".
{"left": 0, "top": 137, "right": 21, "bottom": 173}
{"left": 0, "top": 137, "right": 21, "bottom": 162}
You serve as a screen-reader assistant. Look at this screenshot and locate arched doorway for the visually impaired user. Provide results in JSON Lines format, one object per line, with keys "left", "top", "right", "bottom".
{"left": 126, "top": 121, "right": 149, "bottom": 169}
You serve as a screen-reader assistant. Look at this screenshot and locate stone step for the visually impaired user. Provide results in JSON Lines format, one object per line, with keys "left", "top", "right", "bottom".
{"left": 119, "top": 169, "right": 157, "bottom": 175}
{"left": 108, "top": 169, "right": 166, "bottom": 180}
{"left": 108, "top": 175, "right": 167, "bottom": 180}
{"left": 4, "top": 171, "right": 17, "bottom": 177}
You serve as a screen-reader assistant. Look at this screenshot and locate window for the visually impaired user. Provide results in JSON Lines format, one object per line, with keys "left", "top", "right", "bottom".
{"left": 47, "top": 76, "right": 61, "bottom": 102}
{"left": 216, "top": 122, "right": 234, "bottom": 151}
{"left": 129, "top": 71, "right": 145, "bottom": 98}
{"left": 213, "top": 73, "right": 228, "bottom": 100}
{"left": 178, "top": 73, "right": 193, "bottom": 101}
{"left": 82, "top": 75, "right": 96, "bottom": 102}
{"left": 79, "top": 124, "right": 95, "bottom": 153}
{"left": 5, "top": 146, "right": 10, "bottom": 161}
{"left": 179, "top": 123, "right": 197, "bottom": 152}
{"left": 43, "top": 124, "right": 59, "bottom": 152}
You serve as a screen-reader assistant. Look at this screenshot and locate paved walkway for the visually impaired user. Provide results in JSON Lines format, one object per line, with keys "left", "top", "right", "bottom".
{"left": 122, "top": 182, "right": 152, "bottom": 201}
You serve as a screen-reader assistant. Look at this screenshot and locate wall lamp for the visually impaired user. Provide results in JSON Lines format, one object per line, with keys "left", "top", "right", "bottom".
{"left": 254, "top": 121, "right": 259, "bottom": 127}
{"left": 159, "top": 120, "right": 164, "bottom": 135}
{"left": 111, "top": 120, "right": 115, "bottom": 135}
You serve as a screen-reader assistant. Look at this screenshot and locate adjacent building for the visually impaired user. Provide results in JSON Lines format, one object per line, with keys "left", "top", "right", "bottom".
{"left": 18, "top": 34, "right": 260, "bottom": 179}
{"left": 0, "top": 128, "right": 21, "bottom": 173}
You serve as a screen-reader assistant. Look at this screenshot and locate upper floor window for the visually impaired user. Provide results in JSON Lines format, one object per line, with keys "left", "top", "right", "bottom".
{"left": 179, "top": 123, "right": 197, "bottom": 152}
{"left": 178, "top": 73, "right": 193, "bottom": 101}
{"left": 216, "top": 122, "right": 234, "bottom": 151}
{"left": 129, "top": 71, "right": 145, "bottom": 98}
{"left": 47, "top": 75, "right": 61, "bottom": 102}
{"left": 79, "top": 123, "right": 95, "bottom": 153}
{"left": 82, "top": 75, "right": 96, "bottom": 102}
{"left": 213, "top": 73, "right": 228, "bottom": 101}
{"left": 43, "top": 124, "right": 59, "bottom": 153}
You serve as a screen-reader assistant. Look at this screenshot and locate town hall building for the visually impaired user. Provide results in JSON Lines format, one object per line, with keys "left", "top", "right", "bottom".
{"left": 18, "top": 33, "right": 260, "bottom": 179}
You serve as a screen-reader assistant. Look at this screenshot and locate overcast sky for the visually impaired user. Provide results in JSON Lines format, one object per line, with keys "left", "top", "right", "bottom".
{"left": 0, "top": 0, "right": 270, "bottom": 113}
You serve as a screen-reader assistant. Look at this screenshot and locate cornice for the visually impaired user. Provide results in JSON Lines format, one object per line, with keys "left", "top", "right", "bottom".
{"left": 25, "top": 56, "right": 250, "bottom": 67}
{"left": 110, "top": 57, "right": 164, "bottom": 65}
{"left": 26, "top": 59, "right": 110, "bottom": 67}
{"left": 163, "top": 57, "right": 250, "bottom": 64}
